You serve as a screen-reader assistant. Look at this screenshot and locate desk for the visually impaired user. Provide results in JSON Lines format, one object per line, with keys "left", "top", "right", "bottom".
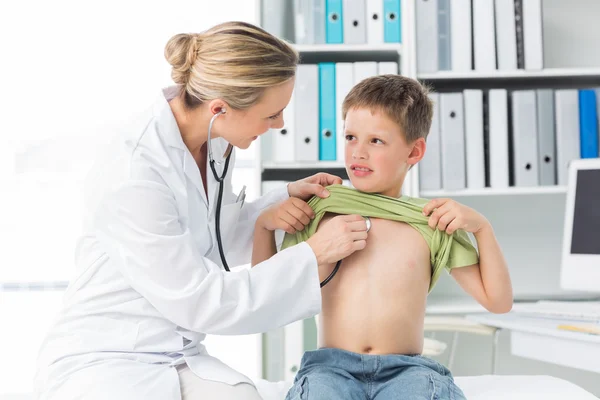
{"left": 467, "top": 313, "right": 600, "bottom": 374}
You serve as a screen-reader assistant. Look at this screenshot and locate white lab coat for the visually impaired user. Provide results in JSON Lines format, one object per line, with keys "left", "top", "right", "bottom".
{"left": 34, "top": 86, "right": 322, "bottom": 400}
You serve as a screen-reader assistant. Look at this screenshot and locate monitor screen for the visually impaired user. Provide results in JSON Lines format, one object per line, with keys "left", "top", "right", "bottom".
{"left": 570, "top": 168, "right": 600, "bottom": 255}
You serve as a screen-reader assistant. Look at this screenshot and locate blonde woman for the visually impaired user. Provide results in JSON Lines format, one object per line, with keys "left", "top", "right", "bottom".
{"left": 34, "top": 21, "right": 369, "bottom": 400}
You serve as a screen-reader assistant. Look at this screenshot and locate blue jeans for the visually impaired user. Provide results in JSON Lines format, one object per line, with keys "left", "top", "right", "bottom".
{"left": 285, "top": 348, "right": 466, "bottom": 400}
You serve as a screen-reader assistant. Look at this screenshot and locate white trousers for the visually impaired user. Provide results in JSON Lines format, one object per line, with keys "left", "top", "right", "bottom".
{"left": 177, "top": 364, "right": 263, "bottom": 400}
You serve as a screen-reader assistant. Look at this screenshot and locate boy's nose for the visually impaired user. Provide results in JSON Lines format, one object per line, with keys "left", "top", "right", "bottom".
{"left": 352, "top": 149, "right": 368, "bottom": 159}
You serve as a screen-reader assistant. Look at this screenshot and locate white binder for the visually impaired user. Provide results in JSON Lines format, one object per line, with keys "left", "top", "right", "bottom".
{"left": 523, "top": 0, "right": 544, "bottom": 70}
{"left": 440, "top": 93, "right": 466, "bottom": 190}
{"left": 343, "top": 0, "right": 366, "bottom": 44}
{"left": 366, "top": 0, "right": 384, "bottom": 44}
{"left": 536, "top": 89, "right": 556, "bottom": 186}
{"left": 511, "top": 90, "right": 539, "bottom": 187}
{"left": 273, "top": 89, "right": 296, "bottom": 163}
{"left": 450, "top": 0, "right": 472, "bottom": 71}
{"left": 293, "top": 0, "right": 314, "bottom": 44}
{"left": 419, "top": 93, "right": 442, "bottom": 191}
{"left": 377, "top": 61, "right": 398, "bottom": 75}
{"left": 283, "top": 320, "right": 304, "bottom": 382}
{"left": 464, "top": 90, "right": 485, "bottom": 189}
{"left": 488, "top": 89, "right": 509, "bottom": 188}
{"left": 336, "top": 63, "right": 354, "bottom": 163}
{"left": 473, "top": 0, "right": 497, "bottom": 71}
{"left": 437, "top": 0, "right": 451, "bottom": 71}
{"left": 353, "top": 62, "right": 378, "bottom": 84}
{"left": 555, "top": 89, "right": 580, "bottom": 186}
{"left": 494, "top": 0, "right": 518, "bottom": 70}
{"left": 295, "top": 64, "right": 319, "bottom": 162}
{"left": 416, "top": 0, "right": 438, "bottom": 73}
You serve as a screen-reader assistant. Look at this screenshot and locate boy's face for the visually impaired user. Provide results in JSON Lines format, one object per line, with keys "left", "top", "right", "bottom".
{"left": 343, "top": 107, "right": 425, "bottom": 198}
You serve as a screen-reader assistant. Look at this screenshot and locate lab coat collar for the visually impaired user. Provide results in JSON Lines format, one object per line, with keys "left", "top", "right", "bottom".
{"left": 154, "top": 86, "right": 231, "bottom": 208}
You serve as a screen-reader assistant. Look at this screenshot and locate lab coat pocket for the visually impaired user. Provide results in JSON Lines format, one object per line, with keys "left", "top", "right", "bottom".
{"left": 219, "top": 200, "right": 243, "bottom": 252}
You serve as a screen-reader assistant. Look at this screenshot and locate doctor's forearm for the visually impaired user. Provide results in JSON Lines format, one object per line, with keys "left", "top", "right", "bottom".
{"left": 475, "top": 225, "right": 513, "bottom": 312}
{"left": 251, "top": 224, "right": 277, "bottom": 267}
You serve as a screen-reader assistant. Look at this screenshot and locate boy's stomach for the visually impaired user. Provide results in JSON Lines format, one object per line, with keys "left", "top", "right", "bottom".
{"left": 316, "top": 215, "right": 432, "bottom": 355}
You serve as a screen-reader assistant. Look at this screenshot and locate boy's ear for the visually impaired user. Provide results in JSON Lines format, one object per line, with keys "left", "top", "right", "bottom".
{"left": 407, "top": 138, "right": 426, "bottom": 166}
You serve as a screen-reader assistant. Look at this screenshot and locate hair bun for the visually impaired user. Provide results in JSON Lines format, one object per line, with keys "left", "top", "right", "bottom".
{"left": 164, "top": 33, "right": 201, "bottom": 85}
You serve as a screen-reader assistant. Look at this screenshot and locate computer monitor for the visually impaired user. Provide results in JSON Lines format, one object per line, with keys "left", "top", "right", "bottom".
{"left": 560, "top": 158, "right": 600, "bottom": 293}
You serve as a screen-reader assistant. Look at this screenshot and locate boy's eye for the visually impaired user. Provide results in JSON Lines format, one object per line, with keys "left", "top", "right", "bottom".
{"left": 268, "top": 112, "right": 282, "bottom": 120}
{"left": 372, "top": 138, "right": 384, "bottom": 144}
{"left": 345, "top": 134, "right": 355, "bottom": 141}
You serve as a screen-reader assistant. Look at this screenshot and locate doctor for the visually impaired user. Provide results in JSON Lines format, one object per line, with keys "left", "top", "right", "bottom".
{"left": 34, "top": 21, "right": 369, "bottom": 400}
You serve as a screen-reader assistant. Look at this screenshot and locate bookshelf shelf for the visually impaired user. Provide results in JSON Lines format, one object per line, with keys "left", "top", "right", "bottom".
{"left": 418, "top": 68, "right": 600, "bottom": 81}
{"left": 262, "top": 161, "right": 346, "bottom": 170}
{"left": 420, "top": 186, "right": 567, "bottom": 198}
{"left": 295, "top": 44, "right": 402, "bottom": 53}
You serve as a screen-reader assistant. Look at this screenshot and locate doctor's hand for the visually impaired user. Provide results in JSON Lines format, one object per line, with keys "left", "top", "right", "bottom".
{"left": 257, "top": 197, "right": 315, "bottom": 234}
{"left": 306, "top": 215, "right": 368, "bottom": 265}
{"left": 287, "top": 173, "right": 343, "bottom": 201}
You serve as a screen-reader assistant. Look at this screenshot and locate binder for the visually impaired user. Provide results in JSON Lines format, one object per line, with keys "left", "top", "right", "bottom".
{"left": 377, "top": 61, "right": 398, "bottom": 75}
{"left": 284, "top": 320, "right": 304, "bottom": 382}
{"left": 416, "top": 0, "right": 438, "bottom": 73}
{"left": 314, "top": 0, "right": 326, "bottom": 44}
{"left": 318, "top": 63, "right": 337, "bottom": 161}
{"left": 494, "top": 0, "right": 518, "bottom": 70}
{"left": 522, "top": 0, "right": 544, "bottom": 70}
{"left": 464, "top": 90, "right": 485, "bottom": 189}
{"left": 419, "top": 93, "right": 442, "bottom": 191}
{"left": 353, "top": 62, "right": 378, "bottom": 84}
{"left": 336, "top": 63, "right": 353, "bottom": 162}
{"left": 366, "top": 0, "right": 384, "bottom": 44}
{"left": 536, "top": 89, "right": 556, "bottom": 186}
{"left": 343, "top": 0, "right": 366, "bottom": 44}
{"left": 383, "top": 0, "right": 402, "bottom": 43}
{"left": 473, "top": 0, "right": 497, "bottom": 71}
{"left": 437, "top": 0, "right": 451, "bottom": 71}
{"left": 295, "top": 64, "right": 319, "bottom": 162}
{"left": 273, "top": 89, "right": 296, "bottom": 163}
{"left": 554, "top": 89, "right": 580, "bottom": 186}
{"left": 450, "top": 0, "right": 472, "bottom": 71}
{"left": 440, "top": 93, "right": 466, "bottom": 190}
{"left": 514, "top": 0, "right": 525, "bottom": 69}
{"left": 511, "top": 90, "right": 539, "bottom": 187}
{"left": 488, "top": 89, "right": 509, "bottom": 188}
{"left": 294, "top": 0, "right": 314, "bottom": 44}
{"left": 326, "top": 0, "right": 344, "bottom": 44}
{"left": 578, "top": 89, "right": 599, "bottom": 159}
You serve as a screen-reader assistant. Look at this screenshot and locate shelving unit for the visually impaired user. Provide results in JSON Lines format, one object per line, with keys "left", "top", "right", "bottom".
{"left": 420, "top": 185, "right": 568, "bottom": 198}
{"left": 255, "top": 0, "right": 600, "bottom": 383}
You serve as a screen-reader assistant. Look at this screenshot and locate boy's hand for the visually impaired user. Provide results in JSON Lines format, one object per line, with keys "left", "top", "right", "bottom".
{"left": 287, "top": 173, "right": 343, "bottom": 201}
{"left": 257, "top": 197, "right": 315, "bottom": 234}
{"left": 423, "top": 198, "right": 489, "bottom": 235}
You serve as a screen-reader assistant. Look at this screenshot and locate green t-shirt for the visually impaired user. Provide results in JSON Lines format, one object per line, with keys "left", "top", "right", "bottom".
{"left": 281, "top": 184, "right": 479, "bottom": 292}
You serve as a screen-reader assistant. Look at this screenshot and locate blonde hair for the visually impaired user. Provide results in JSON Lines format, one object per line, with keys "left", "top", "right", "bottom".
{"left": 164, "top": 21, "right": 299, "bottom": 110}
{"left": 342, "top": 75, "right": 433, "bottom": 143}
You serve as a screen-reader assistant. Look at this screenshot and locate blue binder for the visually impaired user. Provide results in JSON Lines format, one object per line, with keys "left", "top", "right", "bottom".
{"left": 319, "top": 63, "right": 337, "bottom": 161}
{"left": 326, "top": 0, "right": 343, "bottom": 44}
{"left": 578, "top": 89, "right": 599, "bottom": 159}
{"left": 384, "top": 0, "right": 402, "bottom": 43}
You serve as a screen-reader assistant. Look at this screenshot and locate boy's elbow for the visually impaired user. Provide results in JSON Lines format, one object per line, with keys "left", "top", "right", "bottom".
{"left": 485, "top": 297, "right": 513, "bottom": 314}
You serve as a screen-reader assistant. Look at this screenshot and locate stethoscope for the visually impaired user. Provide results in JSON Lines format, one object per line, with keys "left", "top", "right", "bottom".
{"left": 207, "top": 108, "right": 372, "bottom": 286}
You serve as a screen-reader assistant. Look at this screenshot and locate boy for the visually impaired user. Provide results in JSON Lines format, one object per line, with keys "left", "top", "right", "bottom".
{"left": 252, "top": 75, "right": 513, "bottom": 399}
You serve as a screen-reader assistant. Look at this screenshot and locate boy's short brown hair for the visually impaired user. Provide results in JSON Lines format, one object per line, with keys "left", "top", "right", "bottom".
{"left": 342, "top": 75, "right": 433, "bottom": 143}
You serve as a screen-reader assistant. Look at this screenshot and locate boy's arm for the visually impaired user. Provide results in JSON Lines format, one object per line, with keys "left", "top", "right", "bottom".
{"left": 252, "top": 223, "right": 278, "bottom": 267}
{"left": 450, "top": 224, "right": 513, "bottom": 313}
{"left": 423, "top": 198, "right": 513, "bottom": 314}
{"left": 251, "top": 197, "right": 316, "bottom": 267}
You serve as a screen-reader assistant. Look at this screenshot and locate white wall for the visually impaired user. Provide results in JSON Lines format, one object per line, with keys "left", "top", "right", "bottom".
{"left": 0, "top": 0, "right": 262, "bottom": 394}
